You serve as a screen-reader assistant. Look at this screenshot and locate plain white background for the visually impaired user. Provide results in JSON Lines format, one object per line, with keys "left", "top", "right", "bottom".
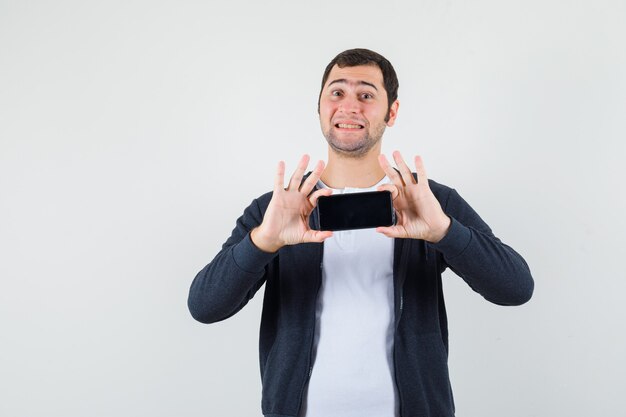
{"left": 1, "top": 1, "right": 625, "bottom": 416}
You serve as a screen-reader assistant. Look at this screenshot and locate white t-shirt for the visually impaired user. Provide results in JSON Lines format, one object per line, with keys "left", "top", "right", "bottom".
{"left": 299, "top": 176, "right": 398, "bottom": 417}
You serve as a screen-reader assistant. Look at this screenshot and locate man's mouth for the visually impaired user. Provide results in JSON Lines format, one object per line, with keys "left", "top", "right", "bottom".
{"left": 335, "top": 123, "right": 364, "bottom": 129}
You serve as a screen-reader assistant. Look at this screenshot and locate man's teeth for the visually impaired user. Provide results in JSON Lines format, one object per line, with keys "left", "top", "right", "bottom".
{"left": 337, "top": 123, "right": 363, "bottom": 129}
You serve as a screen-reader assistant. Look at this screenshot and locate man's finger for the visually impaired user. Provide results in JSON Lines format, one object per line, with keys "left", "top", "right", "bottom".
{"left": 274, "top": 161, "right": 285, "bottom": 192}
{"left": 309, "top": 188, "right": 333, "bottom": 207}
{"left": 288, "top": 154, "right": 310, "bottom": 191}
{"left": 414, "top": 155, "right": 429, "bottom": 187}
{"left": 303, "top": 230, "right": 333, "bottom": 243}
{"left": 375, "top": 225, "right": 406, "bottom": 239}
{"left": 393, "top": 150, "right": 416, "bottom": 185}
{"left": 376, "top": 184, "right": 399, "bottom": 201}
{"left": 300, "top": 160, "right": 326, "bottom": 195}
{"left": 378, "top": 154, "right": 405, "bottom": 188}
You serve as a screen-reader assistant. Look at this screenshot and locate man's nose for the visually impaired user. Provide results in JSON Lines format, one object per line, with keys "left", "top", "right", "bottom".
{"left": 339, "top": 96, "right": 361, "bottom": 113}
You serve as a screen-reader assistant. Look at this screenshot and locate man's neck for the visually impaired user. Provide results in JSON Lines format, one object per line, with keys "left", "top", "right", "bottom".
{"left": 320, "top": 146, "right": 386, "bottom": 189}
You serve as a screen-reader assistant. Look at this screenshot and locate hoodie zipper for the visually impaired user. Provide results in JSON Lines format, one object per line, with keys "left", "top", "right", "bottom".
{"left": 296, "top": 233, "right": 324, "bottom": 416}
{"left": 393, "top": 296, "right": 404, "bottom": 417}
{"left": 392, "top": 238, "right": 411, "bottom": 417}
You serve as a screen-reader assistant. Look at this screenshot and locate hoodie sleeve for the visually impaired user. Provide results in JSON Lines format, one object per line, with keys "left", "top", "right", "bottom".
{"left": 187, "top": 193, "right": 278, "bottom": 323}
{"left": 429, "top": 187, "right": 534, "bottom": 306}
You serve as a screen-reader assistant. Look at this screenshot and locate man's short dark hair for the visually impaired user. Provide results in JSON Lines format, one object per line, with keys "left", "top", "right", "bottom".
{"left": 318, "top": 48, "right": 399, "bottom": 122}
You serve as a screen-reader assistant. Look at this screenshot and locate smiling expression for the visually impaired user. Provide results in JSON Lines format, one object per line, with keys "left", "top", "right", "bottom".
{"left": 319, "top": 64, "right": 398, "bottom": 158}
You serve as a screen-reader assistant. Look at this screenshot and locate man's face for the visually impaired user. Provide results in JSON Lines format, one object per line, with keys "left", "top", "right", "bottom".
{"left": 319, "top": 64, "right": 398, "bottom": 158}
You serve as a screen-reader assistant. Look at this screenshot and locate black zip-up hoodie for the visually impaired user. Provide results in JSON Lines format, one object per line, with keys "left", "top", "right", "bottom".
{"left": 188, "top": 177, "right": 534, "bottom": 417}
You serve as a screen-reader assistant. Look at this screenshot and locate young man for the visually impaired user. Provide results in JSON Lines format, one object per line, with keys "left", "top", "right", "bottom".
{"left": 188, "top": 48, "right": 534, "bottom": 417}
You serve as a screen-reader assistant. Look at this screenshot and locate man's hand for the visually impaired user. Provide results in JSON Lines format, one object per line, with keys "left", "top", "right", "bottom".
{"left": 250, "top": 155, "right": 333, "bottom": 253}
{"left": 376, "top": 151, "right": 451, "bottom": 243}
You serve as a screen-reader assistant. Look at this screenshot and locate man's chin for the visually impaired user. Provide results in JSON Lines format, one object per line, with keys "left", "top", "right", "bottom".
{"left": 327, "top": 139, "right": 374, "bottom": 158}
{"left": 323, "top": 127, "right": 384, "bottom": 157}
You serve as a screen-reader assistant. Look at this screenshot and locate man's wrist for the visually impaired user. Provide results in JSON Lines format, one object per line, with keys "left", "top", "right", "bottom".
{"left": 250, "top": 227, "right": 282, "bottom": 253}
{"left": 428, "top": 215, "right": 451, "bottom": 243}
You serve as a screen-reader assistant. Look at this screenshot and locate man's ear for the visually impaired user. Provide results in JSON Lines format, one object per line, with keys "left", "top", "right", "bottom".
{"left": 386, "top": 100, "right": 400, "bottom": 127}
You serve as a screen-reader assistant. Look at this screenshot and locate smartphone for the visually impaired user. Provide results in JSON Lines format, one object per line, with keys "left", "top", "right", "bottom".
{"left": 315, "top": 190, "right": 396, "bottom": 231}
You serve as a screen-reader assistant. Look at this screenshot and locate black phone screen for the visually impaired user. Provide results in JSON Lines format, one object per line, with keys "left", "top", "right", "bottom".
{"left": 316, "top": 191, "right": 395, "bottom": 231}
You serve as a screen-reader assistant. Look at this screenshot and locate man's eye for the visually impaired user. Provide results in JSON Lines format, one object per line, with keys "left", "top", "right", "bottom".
{"left": 331, "top": 91, "right": 342, "bottom": 97}
{"left": 361, "top": 93, "right": 373, "bottom": 99}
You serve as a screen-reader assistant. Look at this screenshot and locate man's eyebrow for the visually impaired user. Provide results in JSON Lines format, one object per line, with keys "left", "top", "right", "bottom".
{"left": 327, "top": 78, "right": 378, "bottom": 91}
